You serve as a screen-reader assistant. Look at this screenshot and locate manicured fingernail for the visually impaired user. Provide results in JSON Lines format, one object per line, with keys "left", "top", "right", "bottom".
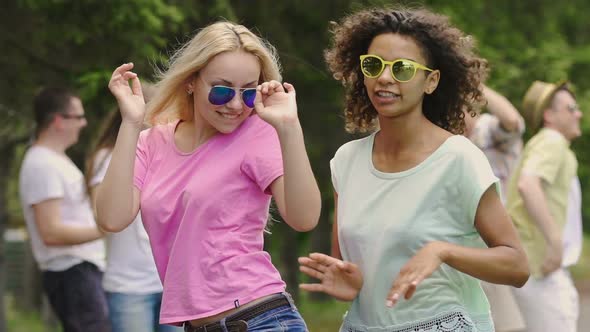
{"left": 386, "top": 300, "right": 393, "bottom": 307}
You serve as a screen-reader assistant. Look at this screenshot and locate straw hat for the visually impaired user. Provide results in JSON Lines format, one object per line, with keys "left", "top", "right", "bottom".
{"left": 521, "top": 80, "right": 569, "bottom": 133}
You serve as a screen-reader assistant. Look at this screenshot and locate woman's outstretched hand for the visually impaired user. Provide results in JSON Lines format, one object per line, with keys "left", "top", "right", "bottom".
{"left": 254, "top": 80, "right": 298, "bottom": 131}
{"left": 299, "top": 253, "right": 363, "bottom": 301}
{"left": 386, "top": 241, "right": 447, "bottom": 307}
{"left": 108, "top": 62, "right": 145, "bottom": 127}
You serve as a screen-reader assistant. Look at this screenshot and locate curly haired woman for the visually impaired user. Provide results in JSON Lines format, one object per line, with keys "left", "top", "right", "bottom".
{"left": 299, "top": 7, "right": 529, "bottom": 332}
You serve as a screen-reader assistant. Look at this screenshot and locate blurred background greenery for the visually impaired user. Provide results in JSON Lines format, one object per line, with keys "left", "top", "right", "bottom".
{"left": 2, "top": 0, "right": 590, "bottom": 331}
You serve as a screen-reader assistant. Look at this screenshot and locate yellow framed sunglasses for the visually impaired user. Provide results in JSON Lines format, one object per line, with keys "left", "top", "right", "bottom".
{"left": 360, "top": 54, "right": 433, "bottom": 82}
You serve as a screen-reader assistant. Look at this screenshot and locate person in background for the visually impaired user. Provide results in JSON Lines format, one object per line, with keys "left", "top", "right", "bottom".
{"left": 507, "top": 80, "right": 583, "bottom": 332}
{"left": 464, "top": 84, "right": 527, "bottom": 332}
{"left": 464, "top": 84, "right": 525, "bottom": 200}
{"left": 19, "top": 87, "right": 109, "bottom": 332}
{"left": 85, "top": 83, "right": 181, "bottom": 332}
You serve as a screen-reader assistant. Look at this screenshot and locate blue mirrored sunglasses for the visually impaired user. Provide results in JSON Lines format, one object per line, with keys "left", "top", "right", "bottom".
{"left": 208, "top": 85, "right": 257, "bottom": 108}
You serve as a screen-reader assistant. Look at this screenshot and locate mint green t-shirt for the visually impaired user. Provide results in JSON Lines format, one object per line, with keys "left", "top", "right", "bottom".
{"left": 331, "top": 134, "right": 498, "bottom": 332}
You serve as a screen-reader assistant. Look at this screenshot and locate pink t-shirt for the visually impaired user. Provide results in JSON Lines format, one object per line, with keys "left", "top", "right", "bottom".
{"left": 134, "top": 115, "right": 286, "bottom": 324}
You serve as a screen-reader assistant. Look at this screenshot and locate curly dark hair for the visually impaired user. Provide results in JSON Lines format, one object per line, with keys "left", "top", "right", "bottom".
{"left": 325, "top": 6, "right": 488, "bottom": 134}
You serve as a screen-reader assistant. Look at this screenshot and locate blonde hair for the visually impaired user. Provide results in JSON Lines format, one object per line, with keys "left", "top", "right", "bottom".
{"left": 147, "top": 21, "right": 282, "bottom": 125}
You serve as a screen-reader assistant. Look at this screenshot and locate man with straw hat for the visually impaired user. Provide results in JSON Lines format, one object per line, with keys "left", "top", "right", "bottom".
{"left": 506, "top": 80, "right": 583, "bottom": 331}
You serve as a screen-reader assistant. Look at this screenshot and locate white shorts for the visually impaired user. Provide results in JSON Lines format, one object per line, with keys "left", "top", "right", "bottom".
{"left": 481, "top": 281, "right": 525, "bottom": 332}
{"left": 512, "top": 269, "right": 579, "bottom": 332}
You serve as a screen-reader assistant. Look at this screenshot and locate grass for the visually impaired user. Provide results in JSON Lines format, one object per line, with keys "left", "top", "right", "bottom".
{"left": 5, "top": 295, "right": 52, "bottom": 332}
{"left": 298, "top": 294, "right": 350, "bottom": 331}
{"left": 571, "top": 233, "right": 590, "bottom": 281}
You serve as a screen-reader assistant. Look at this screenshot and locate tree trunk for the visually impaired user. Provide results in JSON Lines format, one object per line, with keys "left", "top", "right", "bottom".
{"left": 21, "top": 244, "right": 43, "bottom": 312}
{"left": 0, "top": 136, "right": 31, "bottom": 331}
{"left": 0, "top": 143, "right": 15, "bottom": 332}
{"left": 280, "top": 226, "right": 299, "bottom": 303}
{"left": 307, "top": 195, "right": 333, "bottom": 302}
{"left": 0, "top": 204, "right": 5, "bottom": 332}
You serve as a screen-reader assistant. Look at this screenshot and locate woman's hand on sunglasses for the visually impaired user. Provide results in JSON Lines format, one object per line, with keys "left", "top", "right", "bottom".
{"left": 254, "top": 80, "right": 299, "bottom": 131}
{"left": 108, "top": 63, "right": 146, "bottom": 128}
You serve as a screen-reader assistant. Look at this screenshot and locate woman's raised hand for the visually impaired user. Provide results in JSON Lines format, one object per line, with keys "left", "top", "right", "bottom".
{"left": 254, "top": 80, "right": 298, "bottom": 131}
{"left": 108, "top": 63, "right": 146, "bottom": 127}
{"left": 299, "top": 253, "right": 363, "bottom": 302}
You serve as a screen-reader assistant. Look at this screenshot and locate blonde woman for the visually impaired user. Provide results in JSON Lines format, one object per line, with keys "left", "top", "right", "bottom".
{"left": 96, "top": 22, "right": 320, "bottom": 331}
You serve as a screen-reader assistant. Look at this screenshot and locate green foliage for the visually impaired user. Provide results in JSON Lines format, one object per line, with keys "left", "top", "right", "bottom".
{"left": 2, "top": 1, "right": 590, "bottom": 326}
{"left": 1, "top": 0, "right": 589, "bottom": 230}
{"left": 1, "top": 0, "right": 590, "bottom": 250}
{"left": 0, "top": 0, "right": 590, "bottom": 241}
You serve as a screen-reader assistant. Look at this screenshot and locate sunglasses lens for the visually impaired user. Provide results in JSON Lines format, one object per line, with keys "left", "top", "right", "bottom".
{"left": 208, "top": 86, "right": 235, "bottom": 105}
{"left": 392, "top": 60, "right": 416, "bottom": 82}
{"left": 361, "top": 56, "right": 383, "bottom": 78}
{"left": 242, "top": 89, "right": 257, "bottom": 108}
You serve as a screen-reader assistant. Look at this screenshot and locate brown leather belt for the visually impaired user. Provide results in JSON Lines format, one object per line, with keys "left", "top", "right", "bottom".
{"left": 183, "top": 294, "right": 290, "bottom": 332}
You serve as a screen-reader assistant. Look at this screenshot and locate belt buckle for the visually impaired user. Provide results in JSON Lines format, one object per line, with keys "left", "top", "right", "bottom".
{"left": 183, "top": 322, "right": 214, "bottom": 332}
{"left": 227, "top": 320, "right": 248, "bottom": 331}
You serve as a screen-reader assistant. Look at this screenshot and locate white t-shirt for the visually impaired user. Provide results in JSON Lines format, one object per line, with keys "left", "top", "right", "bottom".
{"left": 90, "top": 149, "right": 162, "bottom": 294}
{"left": 562, "top": 177, "right": 583, "bottom": 267}
{"left": 332, "top": 134, "right": 497, "bottom": 332}
{"left": 19, "top": 145, "right": 105, "bottom": 271}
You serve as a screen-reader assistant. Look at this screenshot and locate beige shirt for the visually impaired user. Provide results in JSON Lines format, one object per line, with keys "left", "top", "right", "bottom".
{"left": 506, "top": 128, "right": 578, "bottom": 278}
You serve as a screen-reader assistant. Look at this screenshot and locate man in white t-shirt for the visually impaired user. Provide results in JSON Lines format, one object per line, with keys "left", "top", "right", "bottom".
{"left": 18, "top": 87, "right": 109, "bottom": 332}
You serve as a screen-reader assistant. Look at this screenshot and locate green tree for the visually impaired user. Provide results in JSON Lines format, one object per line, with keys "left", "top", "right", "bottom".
{"left": 2, "top": 2, "right": 590, "bottom": 320}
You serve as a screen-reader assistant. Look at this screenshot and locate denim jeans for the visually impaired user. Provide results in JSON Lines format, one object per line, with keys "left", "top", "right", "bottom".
{"left": 107, "top": 291, "right": 182, "bottom": 332}
{"left": 42, "top": 261, "right": 111, "bottom": 332}
{"left": 219, "top": 292, "right": 308, "bottom": 332}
